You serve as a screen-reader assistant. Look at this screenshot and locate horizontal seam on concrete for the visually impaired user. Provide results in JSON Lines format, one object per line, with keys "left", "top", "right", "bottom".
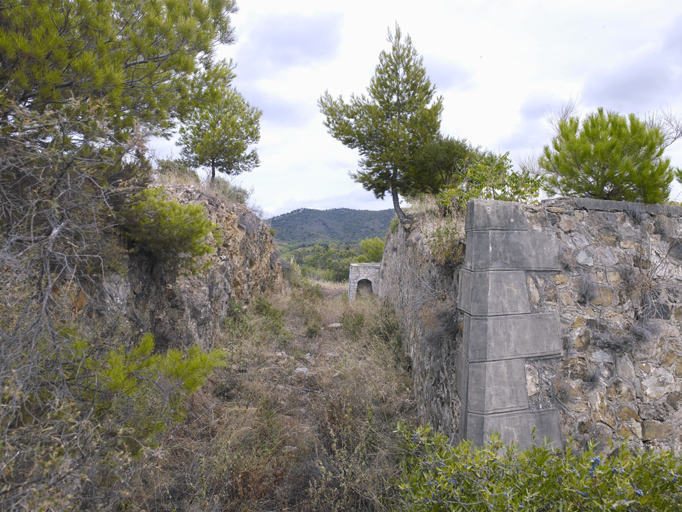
{"left": 467, "top": 407, "right": 559, "bottom": 418}
{"left": 467, "top": 405, "right": 531, "bottom": 414}
{"left": 468, "top": 352, "right": 562, "bottom": 363}
{"left": 463, "top": 266, "right": 562, "bottom": 271}
{"left": 465, "top": 228, "right": 532, "bottom": 232}
{"left": 461, "top": 312, "right": 539, "bottom": 318}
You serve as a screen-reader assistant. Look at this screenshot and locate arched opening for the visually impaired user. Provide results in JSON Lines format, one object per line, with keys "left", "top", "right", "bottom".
{"left": 356, "top": 279, "right": 373, "bottom": 297}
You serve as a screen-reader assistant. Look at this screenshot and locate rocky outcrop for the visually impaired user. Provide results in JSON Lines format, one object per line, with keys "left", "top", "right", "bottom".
{"left": 106, "top": 185, "right": 283, "bottom": 351}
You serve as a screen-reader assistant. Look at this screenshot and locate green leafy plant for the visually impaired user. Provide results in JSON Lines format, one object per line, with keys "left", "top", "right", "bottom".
{"left": 437, "top": 152, "right": 544, "bottom": 213}
{"left": 389, "top": 216, "right": 400, "bottom": 234}
{"left": 120, "top": 187, "right": 223, "bottom": 271}
{"left": 357, "top": 236, "right": 385, "bottom": 262}
{"left": 398, "top": 424, "right": 682, "bottom": 511}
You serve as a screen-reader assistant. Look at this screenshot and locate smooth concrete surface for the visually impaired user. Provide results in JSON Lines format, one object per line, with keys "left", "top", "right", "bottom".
{"left": 462, "top": 313, "right": 562, "bottom": 362}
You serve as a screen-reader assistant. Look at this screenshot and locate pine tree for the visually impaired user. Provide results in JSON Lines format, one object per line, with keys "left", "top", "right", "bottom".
{"left": 0, "top": 0, "right": 237, "bottom": 136}
{"left": 318, "top": 24, "right": 443, "bottom": 223}
{"left": 178, "top": 62, "right": 262, "bottom": 182}
{"left": 540, "top": 108, "right": 676, "bottom": 204}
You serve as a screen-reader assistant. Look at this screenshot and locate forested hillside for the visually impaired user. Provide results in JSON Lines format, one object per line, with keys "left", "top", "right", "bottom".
{"left": 270, "top": 208, "right": 395, "bottom": 244}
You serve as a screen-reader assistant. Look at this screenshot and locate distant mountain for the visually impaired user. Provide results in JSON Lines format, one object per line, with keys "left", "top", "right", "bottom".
{"left": 270, "top": 208, "right": 395, "bottom": 245}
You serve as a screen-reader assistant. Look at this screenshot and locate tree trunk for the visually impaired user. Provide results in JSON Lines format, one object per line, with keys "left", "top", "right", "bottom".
{"left": 391, "top": 187, "right": 408, "bottom": 224}
{"left": 211, "top": 162, "right": 216, "bottom": 182}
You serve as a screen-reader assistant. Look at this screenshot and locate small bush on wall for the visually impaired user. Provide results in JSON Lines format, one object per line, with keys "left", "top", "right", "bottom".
{"left": 120, "top": 187, "right": 223, "bottom": 272}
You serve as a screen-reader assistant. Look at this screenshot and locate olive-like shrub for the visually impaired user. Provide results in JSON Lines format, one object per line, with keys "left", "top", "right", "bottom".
{"left": 398, "top": 424, "right": 682, "bottom": 511}
{"left": 120, "top": 187, "right": 223, "bottom": 271}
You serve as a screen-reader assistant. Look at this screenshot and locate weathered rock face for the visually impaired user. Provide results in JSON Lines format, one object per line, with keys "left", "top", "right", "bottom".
{"left": 379, "top": 220, "right": 463, "bottom": 440}
{"left": 382, "top": 198, "right": 682, "bottom": 455}
{"left": 114, "top": 185, "right": 283, "bottom": 350}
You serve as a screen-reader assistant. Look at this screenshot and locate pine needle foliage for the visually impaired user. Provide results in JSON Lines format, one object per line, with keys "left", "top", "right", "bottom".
{"left": 120, "top": 187, "right": 223, "bottom": 271}
{"left": 74, "top": 332, "right": 226, "bottom": 455}
{"left": 319, "top": 23, "right": 443, "bottom": 223}
{"left": 0, "top": 0, "right": 237, "bottom": 136}
{"left": 540, "top": 108, "right": 677, "bottom": 204}
{"left": 179, "top": 62, "right": 262, "bottom": 181}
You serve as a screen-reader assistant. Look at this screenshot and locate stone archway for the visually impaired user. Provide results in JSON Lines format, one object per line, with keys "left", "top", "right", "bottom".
{"left": 348, "top": 263, "right": 381, "bottom": 301}
{"left": 356, "top": 278, "right": 373, "bottom": 296}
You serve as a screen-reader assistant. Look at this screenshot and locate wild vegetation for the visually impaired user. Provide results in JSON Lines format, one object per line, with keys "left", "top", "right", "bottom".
{"left": 3, "top": 0, "right": 682, "bottom": 508}
{"left": 120, "top": 277, "right": 417, "bottom": 511}
{"left": 281, "top": 237, "right": 385, "bottom": 282}
{"left": 399, "top": 426, "right": 682, "bottom": 511}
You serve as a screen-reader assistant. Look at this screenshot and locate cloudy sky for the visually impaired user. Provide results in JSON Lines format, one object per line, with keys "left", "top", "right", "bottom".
{"left": 151, "top": 0, "right": 682, "bottom": 217}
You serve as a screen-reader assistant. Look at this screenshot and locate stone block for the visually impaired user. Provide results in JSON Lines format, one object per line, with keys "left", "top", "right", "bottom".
{"left": 465, "top": 199, "right": 529, "bottom": 232}
{"left": 591, "top": 286, "right": 614, "bottom": 306}
{"left": 642, "top": 420, "right": 674, "bottom": 440}
{"left": 462, "top": 313, "right": 562, "bottom": 362}
{"left": 464, "top": 230, "right": 560, "bottom": 271}
{"left": 467, "top": 359, "right": 528, "bottom": 414}
{"left": 617, "top": 405, "right": 640, "bottom": 422}
{"left": 458, "top": 270, "right": 530, "bottom": 316}
{"left": 606, "top": 380, "right": 635, "bottom": 402}
{"left": 465, "top": 409, "right": 562, "bottom": 449}
{"left": 642, "top": 368, "right": 676, "bottom": 399}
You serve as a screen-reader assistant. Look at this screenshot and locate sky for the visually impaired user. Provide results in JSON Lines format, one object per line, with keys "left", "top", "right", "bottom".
{"left": 150, "top": 0, "right": 682, "bottom": 217}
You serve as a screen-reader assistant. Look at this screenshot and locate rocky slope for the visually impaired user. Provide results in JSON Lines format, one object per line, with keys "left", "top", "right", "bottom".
{"left": 104, "top": 184, "right": 284, "bottom": 350}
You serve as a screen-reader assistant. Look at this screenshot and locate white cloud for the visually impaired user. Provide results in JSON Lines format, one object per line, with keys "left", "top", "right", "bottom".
{"left": 149, "top": 0, "right": 682, "bottom": 216}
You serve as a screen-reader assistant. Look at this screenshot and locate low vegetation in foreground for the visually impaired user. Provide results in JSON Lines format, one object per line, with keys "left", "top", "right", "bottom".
{"left": 399, "top": 426, "right": 682, "bottom": 511}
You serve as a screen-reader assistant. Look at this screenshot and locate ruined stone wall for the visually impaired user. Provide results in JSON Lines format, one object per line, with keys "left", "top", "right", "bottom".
{"left": 381, "top": 198, "right": 682, "bottom": 455}
{"left": 104, "top": 184, "right": 284, "bottom": 351}
{"left": 524, "top": 198, "right": 682, "bottom": 455}
{"left": 379, "top": 223, "right": 463, "bottom": 439}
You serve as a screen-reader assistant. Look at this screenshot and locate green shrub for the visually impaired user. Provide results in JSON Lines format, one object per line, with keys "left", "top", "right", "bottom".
{"left": 74, "top": 332, "right": 225, "bottom": 454}
{"left": 253, "top": 296, "right": 292, "bottom": 343}
{"left": 357, "top": 236, "right": 385, "bottom": 262}
{"left": 437, "top": 152, "right": 543, "bottom": 214}
{"left": 398, "top": 424, "right": 682, "bottom": 511}
{"left": 541, "top": 108, "right": 676, "bottom": 204}
{"left": 120, "top": 187, "right": 223, "bottom": 271}
{"left": 389, "top": 216, "right": 400, "bottom": 234}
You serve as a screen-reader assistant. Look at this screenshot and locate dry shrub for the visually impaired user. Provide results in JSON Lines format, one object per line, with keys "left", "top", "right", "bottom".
{"left": 122, "top": 282, "right": 416, "bottom": 511}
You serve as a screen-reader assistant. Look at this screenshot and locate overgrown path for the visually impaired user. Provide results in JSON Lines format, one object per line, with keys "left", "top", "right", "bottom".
{"left": 131, "top": 280, "right": 416, "bottom": 512}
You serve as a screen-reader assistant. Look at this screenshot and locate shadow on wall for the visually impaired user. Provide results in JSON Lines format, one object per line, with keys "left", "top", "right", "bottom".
{"left": 357, "top": 279, "right": 373, "bottom": 296}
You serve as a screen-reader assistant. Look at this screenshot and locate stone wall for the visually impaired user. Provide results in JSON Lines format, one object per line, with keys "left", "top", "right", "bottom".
{"left": 379, "top": 225, "right": 462, "bottom": 438}
{"left": 381, "top": 198, "right": 682, "bottom": 454}
{"left": 348, "top": 263, "right": 381, "bottom": 301}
